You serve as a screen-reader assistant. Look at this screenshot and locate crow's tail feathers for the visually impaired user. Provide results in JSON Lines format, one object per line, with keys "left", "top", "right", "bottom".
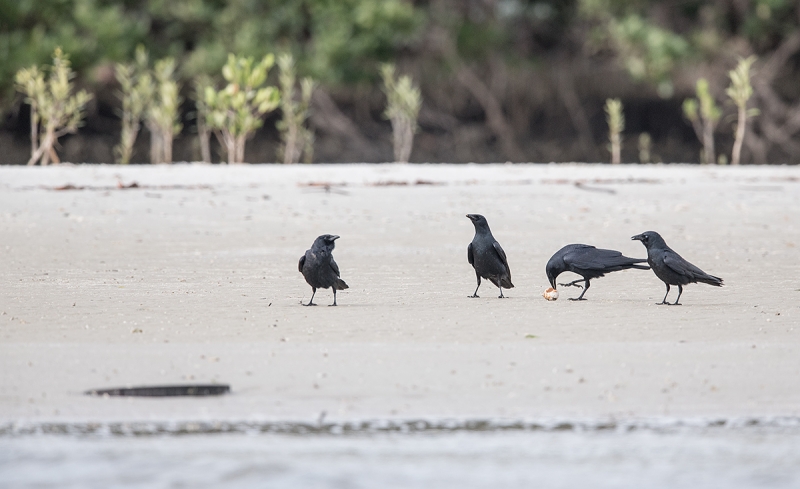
{"left": 488, "top": 276, "right": 514, "bottom": 289}
{"left": 622, "top": 257, "right": 649, "bottom": 268}
{"left": 334, "top": 278, "right": 349, "bottom": 290}
{"left": 607, "top": 257, "right": 650, "bottom": 272}
{"left": 697, "top": 274, "right": 723, "bottom": 287}
{"left": 500, "top": 277, "right": 514, "bottom": 289}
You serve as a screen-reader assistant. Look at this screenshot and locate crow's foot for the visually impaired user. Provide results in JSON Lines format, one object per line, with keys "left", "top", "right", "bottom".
{"left": 568, "top": 297, "right": 587, "bottom": 301}
{"left": 558, "top": 282, "right": 584, "bottom": 289}
{"left": 303, "top": 302, "right": 317, "bottom": 307}
{"left": 468, "top": 294, "right": 480, "bottom": 298}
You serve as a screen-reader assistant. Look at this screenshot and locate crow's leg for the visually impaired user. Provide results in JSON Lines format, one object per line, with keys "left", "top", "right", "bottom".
{"left": 469, "top": 273, "right": 481, "bottom": 298}
{"left": 304, "top": 288, "right": 317, "bottom": 306}
{"left": 498, "top": 283, "right": 505, "bottom": 299}
{"left": 657, "top": 284, "right": 671, "bottom": 305}
{"left": 330, "top": 288, "right": 337, "bottom": 306}
{"left": 558, "top": 279, "right": 585, "bottom": 289}
{"left": 673, "top": 285, "right": 683, "bottom": 305}
{"left": 569, "top": 280, "right": 590, "bottom": 301}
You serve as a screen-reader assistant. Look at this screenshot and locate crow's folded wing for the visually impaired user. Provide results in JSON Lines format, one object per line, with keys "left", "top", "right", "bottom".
{"left": 663, "top": 250, "right": 705, "bottom": 278}
{"left": 493, "top": 241, "right": 510, "bottom": 272}
{"left": 563, "top": 247, "right": 620, "bottom": 271}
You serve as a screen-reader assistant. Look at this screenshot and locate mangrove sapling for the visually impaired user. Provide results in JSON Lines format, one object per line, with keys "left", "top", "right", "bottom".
{"left": 277, "top": 54, "right": 315, "bottom": 164}
{"left": 638, "top": 133, "right": 652, "bottom": 164}
{"left": 726, "top": 56, "right": 758, "bottom": 166}
{"left": 14, "top": 47, "right": 92, "bottom": 166}
{"left": 15, "top": 68, "right": 42, "bottom": 163}
{"left": 193, "top": 76, "right": 213, "bottom": 163}
{"left": 114, "top": 46, "right": 152, "bottom": 165}
{"left": 204, "top": 54, "right": 280, "bottom": 164}
{"left": 683, "top": 79, "right": 720, "bottom": 164}
{"left": 146, "top": 58, "right": 182, "bottom": 164}
{"left": 604, "top": 98, "right": 624, "bottom": 164}
{"left": 381, "top": 64, "right": 421, "bottom": 163}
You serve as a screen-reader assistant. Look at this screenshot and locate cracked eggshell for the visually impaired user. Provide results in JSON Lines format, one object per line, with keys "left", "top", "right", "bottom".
{"left": 543, "top": 287, "right": 559, "bottom": 301}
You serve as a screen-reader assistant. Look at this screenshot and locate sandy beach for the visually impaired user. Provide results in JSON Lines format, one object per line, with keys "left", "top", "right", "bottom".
{"left": 1, "top": 163, "right": 799, "bottom": 426}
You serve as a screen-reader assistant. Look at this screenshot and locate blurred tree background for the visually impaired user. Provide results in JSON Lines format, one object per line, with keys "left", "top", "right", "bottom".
{"left": 1, "top": 0, "right": 799, "bottom": 164}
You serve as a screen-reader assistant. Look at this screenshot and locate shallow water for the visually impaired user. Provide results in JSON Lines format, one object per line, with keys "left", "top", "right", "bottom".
{"left": 2, "top": 424, "right": 800, "bottom": 489}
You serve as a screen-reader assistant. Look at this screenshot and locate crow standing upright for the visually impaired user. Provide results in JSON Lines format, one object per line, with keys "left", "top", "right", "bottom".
{"left": 546, "top": 244, "right": 650, "bottom": 300}
{"left": 466, "top": 214, "right": 514, "bottom": 298}
{"left": 299, "top": 234, "right": 349, "bottom": 306}
{"left": 632, "top": 231, "right": 723, "bottom": 305}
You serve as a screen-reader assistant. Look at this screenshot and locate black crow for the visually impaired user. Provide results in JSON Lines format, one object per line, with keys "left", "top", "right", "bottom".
{"left": 632, "top": 231, "right": 723, "bottom": 305}
{"left": 546, "top": 244, "right": 650, "bottom": 300}
{"left": 299, "top": 234, "right": 349, "bottom": 306}
{"left": 466, "top": 214, "right": 514, "bottom": 298}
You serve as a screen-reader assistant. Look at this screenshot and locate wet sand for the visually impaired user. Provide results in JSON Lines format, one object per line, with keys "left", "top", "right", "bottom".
{"left": 1, "top": 163, "right": 798, "bottom": 424}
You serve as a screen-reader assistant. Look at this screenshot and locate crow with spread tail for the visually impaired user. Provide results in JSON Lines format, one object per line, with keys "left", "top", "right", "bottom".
{"left": 632, "top": 231, "right": 723, "bottom": 305}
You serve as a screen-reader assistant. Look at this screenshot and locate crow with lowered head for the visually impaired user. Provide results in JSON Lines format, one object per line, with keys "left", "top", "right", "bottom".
{"left": 466, "top": 214, "right": 514, "bottom": 298}
{"left": 632, "top": 231, "right": 723, "bottom": 305}
{"left": 299, "top": 234, "right": 349, "bottom": 306}
{"left": 546, "top": 244, "right": 650, "bottom": 300}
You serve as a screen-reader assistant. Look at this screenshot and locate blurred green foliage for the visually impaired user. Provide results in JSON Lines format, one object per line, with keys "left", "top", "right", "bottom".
{"left": 578, "top": 0, "right": 796, "bottom": 98}
{"left": 2, "top": 0, "right": 800, "bottom": 165}
{"left": 1, "top": 0, "right": 147, "bottom": 99}
{"left": 2, "top": 0, "right": 798, "bottom": 104}
{"left": 0, "top": 0, "right": 421, "bottom": 103}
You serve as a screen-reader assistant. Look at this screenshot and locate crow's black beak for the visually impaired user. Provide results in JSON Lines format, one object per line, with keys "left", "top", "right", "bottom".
{"left": 631, "top": 234, "right": 644, "bottom": 241}
{"left": 546, "top": 269, "right": 556, "bottom": 289}
{"left": 466, "top": 214, "right": 476, "bottom": 221}
{"left": 331, "top": 235, "right": 340, "bottom": 241}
